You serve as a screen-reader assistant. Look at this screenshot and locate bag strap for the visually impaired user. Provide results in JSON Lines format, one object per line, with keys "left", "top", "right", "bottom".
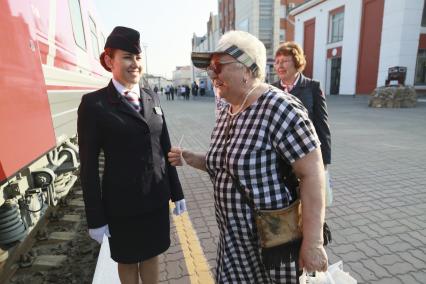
{"left": 223, "top": 115, "right": 333, "bottom": 247}
{"left": 231, "top": 174, "right": 261, "bottom": 215}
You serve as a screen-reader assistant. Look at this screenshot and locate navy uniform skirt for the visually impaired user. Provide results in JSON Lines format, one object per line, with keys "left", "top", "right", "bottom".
{"left": 107, "top": 205, "right": 170, "bottom": 264}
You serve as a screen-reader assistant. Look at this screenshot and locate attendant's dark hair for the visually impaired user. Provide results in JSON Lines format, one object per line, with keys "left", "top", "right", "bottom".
{"left": 100, "top": 48, "right": 118, "bottom": 72}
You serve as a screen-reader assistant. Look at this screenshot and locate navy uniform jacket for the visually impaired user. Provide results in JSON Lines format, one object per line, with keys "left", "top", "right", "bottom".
{"left": 77, "top": 81, "right": 184, "bottom": 228}
{"left": 273, "top": 74, "right": 331, "bottom": 164}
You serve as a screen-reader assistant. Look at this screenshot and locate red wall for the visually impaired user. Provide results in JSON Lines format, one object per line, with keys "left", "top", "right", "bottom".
{"left": 304, "top": 18, "right": 316, "bottom": 78}
{"left": 356, "top": 0, "right": 385, "bottom": 94}
{"left": 419, "top": 34, "right": 426, "bottom": 49}
{"left": 327, "top": 46, "right": 342, "bottom": 58}
{"left": 280, "top": 0, "right": 305, "bottom": 42}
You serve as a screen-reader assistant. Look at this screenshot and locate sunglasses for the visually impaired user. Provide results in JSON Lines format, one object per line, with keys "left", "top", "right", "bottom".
{"left": 206, "top": 60, "right": 239, "bottom": 77}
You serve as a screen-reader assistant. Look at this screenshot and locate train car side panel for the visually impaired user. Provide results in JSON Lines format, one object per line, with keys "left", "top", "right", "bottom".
{"left": 0, "top": 1, "right": 56, "bottom": 181}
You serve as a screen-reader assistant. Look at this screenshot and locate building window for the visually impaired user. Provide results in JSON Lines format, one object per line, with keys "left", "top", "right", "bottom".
{"left": 422, "top": 2, "right": 426, "bottom": 26}
{"left": 89, "top": 16, "right": 100, "bottom": 59}
{"left": 68, "top": 0, "right": 86, "bottom": 50}
{"left": 280, "top": 29, "right": 285, "bottom": 42}
{"left": 280, "top": 5, "right": 286, "bottom": 18}
{"left": 328, "top": 10, "right": 344, "bottom": 43}
{"left": 288, "top": 3, "right": 296, "bottom": 10}
{"left": 238, "top": 18, "right": 249, "bottom": 32}
{"left": 415, "top": 49, "right": 426, "bottom": 85}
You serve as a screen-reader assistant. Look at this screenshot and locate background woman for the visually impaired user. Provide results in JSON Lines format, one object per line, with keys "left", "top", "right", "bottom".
{"left": 272, "top": 41, "right": 331, "bottom": 170}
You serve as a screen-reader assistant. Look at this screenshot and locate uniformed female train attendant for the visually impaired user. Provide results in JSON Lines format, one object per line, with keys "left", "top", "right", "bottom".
{"left": 77, "top": 26, "right": 186, "bottom": 284}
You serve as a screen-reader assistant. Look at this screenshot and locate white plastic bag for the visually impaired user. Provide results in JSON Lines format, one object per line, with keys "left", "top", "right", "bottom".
{"left": 299, "top": 261, "right": 357, "bottom": 284}
{"left": 299, "top": 270, "right": 335, "bottom": 284}
{"left": 325, "top": 169, "right": 333, "bottom": 207}
{"left": 92, "top": 235, "right": 120, "bottom": 284}
{"left": 328, "top": 261, "right": 357, "bottom": 284}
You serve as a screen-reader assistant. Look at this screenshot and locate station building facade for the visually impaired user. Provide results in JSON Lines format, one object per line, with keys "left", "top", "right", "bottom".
{"left": 290, "top": 0, "right": 426, "bottom": 95}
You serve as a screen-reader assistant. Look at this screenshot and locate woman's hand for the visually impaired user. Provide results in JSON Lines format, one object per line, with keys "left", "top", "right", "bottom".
{"left": 298, "top": 241, "right": 328, "bottom": 272}
{"left": 168, "top": 147, "right": 184, "bottom": 166}
{"left": 169, "top": 148, "right": 207, "bottom": 172}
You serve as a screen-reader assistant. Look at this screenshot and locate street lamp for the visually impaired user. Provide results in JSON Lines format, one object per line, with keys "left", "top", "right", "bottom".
{"left": 142, "top": 43, "right": 148, "bottom": 75}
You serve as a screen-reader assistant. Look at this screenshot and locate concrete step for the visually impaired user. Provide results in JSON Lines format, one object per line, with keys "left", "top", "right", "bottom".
{"left": 60, "top": 214, "right": 81, "bottom": 222}
{"left": 49, "top": 232, "right": 76, "bottom": 241}
{"left": 32, "top": 255, "right": 67, "bottom": 268}
{"left": 68, "top": 199, "right": 84, "bottom": 207}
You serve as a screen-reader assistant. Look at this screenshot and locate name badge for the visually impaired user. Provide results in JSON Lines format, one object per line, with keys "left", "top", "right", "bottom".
{"left": 153, "top": 106, "right": 163, "bottom": 115}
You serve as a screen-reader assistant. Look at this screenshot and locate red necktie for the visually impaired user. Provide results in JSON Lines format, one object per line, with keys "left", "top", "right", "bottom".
{"left": 123, "top": 91, "right": 141, "bottom": 112}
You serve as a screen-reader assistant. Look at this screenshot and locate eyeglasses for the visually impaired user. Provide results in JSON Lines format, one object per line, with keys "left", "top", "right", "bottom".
{"left": 274, "top": 59, "right": 293, "bottom": 67}
{"left": 206, "top": 60, "right": 239, "bottom": 77}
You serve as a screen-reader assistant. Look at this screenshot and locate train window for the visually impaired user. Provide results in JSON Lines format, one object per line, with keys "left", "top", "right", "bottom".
{"left": 68, "top": 0, "right": 87, "bottom": 50}
{"left": 89, "top": 16, "right": 100, "bottom": 58}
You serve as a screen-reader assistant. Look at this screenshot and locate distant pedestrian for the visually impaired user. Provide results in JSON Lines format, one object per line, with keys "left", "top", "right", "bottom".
{"left": 165, "top": 85, "right": 171, "bottom": 100}
{"left": 180, "top": 85, "right": 186, "bottom": 99}
{"left": 199, "top": 80, "right": 206, "bottom": 96}
{"left": 185, "top": 85, "right": 190, "bottom": 100}
{"left": 170, "top": 86, "right": 175, "bottom": 100}
{"left": 153, "top": 85, "right": 158, "bottom": 94}
{"left": 191, "top": 81, "right": 199, "bottom": 97}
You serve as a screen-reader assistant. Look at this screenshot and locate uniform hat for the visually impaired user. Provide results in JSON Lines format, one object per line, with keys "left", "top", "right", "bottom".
{"left": 100, "top": 26, "right": 141, "bottom": 71}
{"left": 105, "top": 26, "right": 141, "bottom": 54}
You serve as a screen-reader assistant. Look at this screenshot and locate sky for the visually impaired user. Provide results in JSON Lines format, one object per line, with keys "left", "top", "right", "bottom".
{"left": 93, "top": 0, "right": 218, "bottom": 79}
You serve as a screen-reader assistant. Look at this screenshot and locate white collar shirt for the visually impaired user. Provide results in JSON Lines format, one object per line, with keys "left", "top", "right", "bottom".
{"left": 112, "top": 78, "right": 141, "bottom": 98}
{"left": 280, "top": 72, "right": 301, "bottom": 92}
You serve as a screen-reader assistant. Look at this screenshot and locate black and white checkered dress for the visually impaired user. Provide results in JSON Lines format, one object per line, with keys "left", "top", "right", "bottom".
{"left": 206, "top": 87, "right": 320, "bottom": 283}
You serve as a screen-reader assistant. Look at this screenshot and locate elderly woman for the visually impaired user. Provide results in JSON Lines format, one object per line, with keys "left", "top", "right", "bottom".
{"left": 272, "top": 42, "right": 331, "bottom": 170}
{"left": 169, "top": 31, "right": 328, "bottom": 283}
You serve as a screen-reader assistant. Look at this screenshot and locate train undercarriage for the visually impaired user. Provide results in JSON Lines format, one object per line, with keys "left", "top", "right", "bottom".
{"left": 0, "top": 136, "right": 80, "bottom": 266}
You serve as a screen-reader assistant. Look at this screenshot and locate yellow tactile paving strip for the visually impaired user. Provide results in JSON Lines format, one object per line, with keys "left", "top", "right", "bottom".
{"left": 171, "top": 204, "right": 214, "bottom": 284}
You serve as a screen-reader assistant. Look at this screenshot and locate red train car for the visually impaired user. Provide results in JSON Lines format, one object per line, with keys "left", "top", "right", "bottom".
{"left": 0, "top": 0, "right": 109, "bottom": 262}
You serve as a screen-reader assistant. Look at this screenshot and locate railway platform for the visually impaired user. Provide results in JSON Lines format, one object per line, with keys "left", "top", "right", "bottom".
{"left": 18, "top": 95, "right": 425, "bottom": 284}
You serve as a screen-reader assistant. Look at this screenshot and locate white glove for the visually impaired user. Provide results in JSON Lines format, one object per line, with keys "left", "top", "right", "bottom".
{"left": 89, "top": 225, "right": 111, "bottom": 244}
{"left": 173, "top": 199, "right": 187, "bottom": 215}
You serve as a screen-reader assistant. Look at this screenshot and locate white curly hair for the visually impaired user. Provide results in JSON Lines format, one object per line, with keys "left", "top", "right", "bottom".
{"left": 216, "top": 30, "right": 267, "bottom": 81}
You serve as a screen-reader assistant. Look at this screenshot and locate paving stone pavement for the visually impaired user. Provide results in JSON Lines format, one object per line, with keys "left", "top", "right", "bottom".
{"left": 158, "top": 95, "right": 426, "bottom": 284}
